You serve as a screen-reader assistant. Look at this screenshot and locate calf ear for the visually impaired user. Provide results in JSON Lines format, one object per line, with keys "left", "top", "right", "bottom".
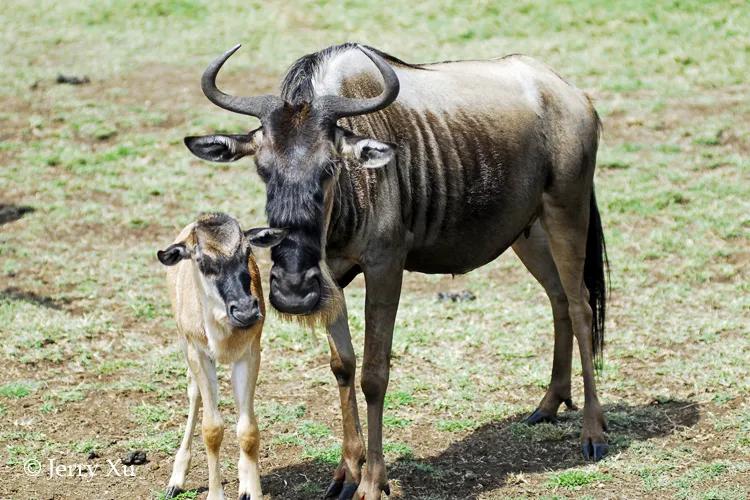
{"left": 157, "top": 243, "right": 192, "bottom": 266}
{"left": 184, "top": 129, "right": 262, "bottom": 163}
{"left": 245, "top": 227, "right": 288, "bottom": 248}
{"left": 335, "top": 128, "right": 395, "bottom": 169}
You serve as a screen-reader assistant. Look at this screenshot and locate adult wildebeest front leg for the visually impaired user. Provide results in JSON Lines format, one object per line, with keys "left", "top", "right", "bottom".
{"left": 513, "top": 221, "right": 579, "bottom": 424}
{"left": 325, "top": 299, "right": 366, "bottom": 499}
{"left": 232, "top": 337, "right": 263, "bottom": 499}
{"left": 355, "top": 262, "right": 404, "bottom": 500}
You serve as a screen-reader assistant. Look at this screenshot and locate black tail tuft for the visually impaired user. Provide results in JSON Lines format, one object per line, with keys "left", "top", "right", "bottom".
{"left": 584, "top": 190, "right": 609, "bottom": 372}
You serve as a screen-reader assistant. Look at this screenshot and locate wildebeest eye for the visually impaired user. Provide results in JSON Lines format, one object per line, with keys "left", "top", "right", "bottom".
{"left": 320, "top": 160, "right": 337, "bottom": 181}
{"left": 238, "top": 270, "right": 251, "bottom": 291}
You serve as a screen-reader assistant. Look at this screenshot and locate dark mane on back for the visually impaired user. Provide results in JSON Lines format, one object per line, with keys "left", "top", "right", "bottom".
{"left": 280, "top": 43, "right": 423, "bottom": 105}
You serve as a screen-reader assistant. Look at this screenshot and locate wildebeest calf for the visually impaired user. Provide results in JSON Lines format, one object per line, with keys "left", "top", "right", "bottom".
{"left": 157, "top": 212, "right": 285, "bottom": 500}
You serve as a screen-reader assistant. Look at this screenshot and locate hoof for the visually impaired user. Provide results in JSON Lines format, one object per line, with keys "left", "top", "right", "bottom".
{"left": 582, "top": 442, "right": 608, "bottom": 461}
{"left": 383, "top": 482, "right": 391, "bottom": 496}
{"left": 164, "top": 486, "right": 184, "bottom": 499}
{"left": 338, "top": 482, "right": 359, "bottom": 500}
{"left": 563, "top": 398, "right": 579, "bottom": 411}
{"left": 525, "top": 408, "right": 557, "bottom": 425}
{"left": 324, "top": 478, "right": 343, "bottom": 498}
{"left": 239, "top": 494, "right": 252, "bottom": 500}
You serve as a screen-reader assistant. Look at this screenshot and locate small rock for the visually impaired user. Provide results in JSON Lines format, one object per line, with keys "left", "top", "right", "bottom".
{"left": 437, "top": 290, "right": 476, "bottom": 303}
{"left": 56, "top": 74, "right": 90, "bottom": 85}
{"left": 122, "top": 450, "right": 147, "bottom": 466}
{"left": 87, "top": 451, "right": 100, "bottom": 460}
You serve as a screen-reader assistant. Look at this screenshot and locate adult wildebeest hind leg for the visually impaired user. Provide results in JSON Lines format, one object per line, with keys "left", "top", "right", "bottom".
{"left": 536, "top": 183, "right": 609, "bottom": 460}
{"left": 512, "top": 221, "right": 580, "bottom": 422}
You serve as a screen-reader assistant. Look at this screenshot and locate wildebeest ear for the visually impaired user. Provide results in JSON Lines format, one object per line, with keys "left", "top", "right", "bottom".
{"left": 184, "top": 129, "right": 262, "bottom": 163}
{"left": 335, "top": 127, "right": 395, "bottom": 169}
{"left": 157, "top": 243, "right": 192, "bottom": 266}
{"left": 244, "top": 227, "right": 288, "bottom": 248}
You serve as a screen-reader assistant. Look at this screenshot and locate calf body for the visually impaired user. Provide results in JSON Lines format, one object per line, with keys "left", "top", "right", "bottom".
{"left": 158, "top": 213, "right": 285, "bottom": 500}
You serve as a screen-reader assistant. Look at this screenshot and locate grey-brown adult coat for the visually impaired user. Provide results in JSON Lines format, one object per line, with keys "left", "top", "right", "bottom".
{"left": 184, "top": 44, "right": 609, "bottom": 500}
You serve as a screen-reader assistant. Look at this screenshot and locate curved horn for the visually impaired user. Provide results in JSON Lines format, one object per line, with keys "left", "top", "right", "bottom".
{"left": 201, "top": 44, "right": 282, "bottom": 118}
{"left": 314, "top": 45, "right": 400, "bottom": 119}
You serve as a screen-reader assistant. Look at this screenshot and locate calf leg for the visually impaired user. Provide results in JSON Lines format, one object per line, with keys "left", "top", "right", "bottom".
{"left": 356, "top": 262, "right": 403, "bottom": 500}
{"left": 185, "top": 343, "right": 225, "bottom": 499}
{"left": 232, "top": 337, "right": 263, "bottom": 500}
{"left": 512, "top": 221, "right": 578, "bottom": 424}
{"left": 324, "top": 299, "right": 366, "bottom": 499}
{"left": 542, "top": 199, "right": 608, "bottom": 460}
{"left": 165, "top": 366, "right": 201, "bottom": 498}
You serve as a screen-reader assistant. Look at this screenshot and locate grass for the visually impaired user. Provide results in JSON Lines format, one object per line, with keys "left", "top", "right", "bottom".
{"left": 547, "top": 469, "right": 609, "bottom": 489}
{"left": 302, "top": 443, "right": 342, "bottom": 466}
{"left": 0, "top": 383, "right": 33, "bottom": 399}
{"left": 133, "top": 403, "right": 171, "bottom": 424}
{"left": 0, "top": 0, "right": 749, "bottom": 498}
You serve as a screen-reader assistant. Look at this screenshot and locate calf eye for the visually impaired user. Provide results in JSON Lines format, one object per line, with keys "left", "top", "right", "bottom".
{"left": 198, "top": 257, "right": 220, "bottom": 276}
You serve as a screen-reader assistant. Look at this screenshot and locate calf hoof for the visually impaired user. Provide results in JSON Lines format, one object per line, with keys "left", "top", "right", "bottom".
{"left": 582, "top": 441, "right": 608, "bottom": 461}
{"left": 525, "top": 408, "right": 557, "bottom": 425}
{"left": 324, "top": 478, "right": 343, "bottom": 498}
{"left": 164, "top": 486, "right": 184, "bottom": 499}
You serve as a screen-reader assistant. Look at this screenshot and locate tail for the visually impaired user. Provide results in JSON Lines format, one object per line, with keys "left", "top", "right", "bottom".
{"left": 584, "top": 189, "right": 609, "bottom": 372}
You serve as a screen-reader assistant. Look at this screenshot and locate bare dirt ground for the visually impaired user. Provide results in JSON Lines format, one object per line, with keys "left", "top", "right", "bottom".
{"left": 1, "top": 3, "right": 749, "bottom": 498}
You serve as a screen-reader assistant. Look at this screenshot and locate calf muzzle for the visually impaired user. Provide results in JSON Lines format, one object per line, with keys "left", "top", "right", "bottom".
{"left": 226, "top": 296, "right": 261, "bottom": 328}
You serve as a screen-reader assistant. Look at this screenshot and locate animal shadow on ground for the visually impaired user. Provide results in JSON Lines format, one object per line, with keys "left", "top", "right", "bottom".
{"left": 0, "top": 287, "right": 69, "bottom": 311}
{"left": 261, "top": 400, "right": 699, "bottom": 499}
{"left": 0, "top": 203, "right": 34, "bottom": 225}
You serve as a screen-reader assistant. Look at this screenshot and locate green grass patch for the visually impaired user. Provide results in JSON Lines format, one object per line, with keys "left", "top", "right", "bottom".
{"left": 548, "top": 469, "right": 609, "bottom": 488}
{"left": 126, "top": 430, "right": 180, "bottom": 454}
{"left": 383, "top": 415, "right": 412, "bottom": 428}
{"left": 0, "top": 382, "right": 33, "bottom": 399}
{"left": 298, "top": 420, "right": 332, "bottom": 439}
{"left": 302, "top": 443, "right": 341, "bottom": 465}
{"left": 436, "top": 418, "right": 477, "bottom": 433}
{"left": 133, "top": 403, "right": 171, "bottom": 424}
{"left": 384, "top": 391, "right": 415, "bottom": 409}
{"left": 508, "top": 422, "right": 571, "bottom": 442}
{"left": 72, "top": 438, "right": 104, "bottom": 454}
{"left": 153, "top": 488, "right": 199, "bottom": 500}
{"left": 383, "top": 441, "right": 414, "bottom": 459}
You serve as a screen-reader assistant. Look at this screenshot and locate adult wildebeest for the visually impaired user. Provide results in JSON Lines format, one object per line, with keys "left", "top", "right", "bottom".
{"left": 184, "top": 43, "right": 609, "bottom": 499}
{"left": 157, "top": 213, "right": 286, "bottom": 500}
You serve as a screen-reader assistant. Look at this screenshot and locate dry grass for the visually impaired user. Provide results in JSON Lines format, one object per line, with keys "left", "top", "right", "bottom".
{"left": 1, "top": 1, "right": 749, "bottom": 499}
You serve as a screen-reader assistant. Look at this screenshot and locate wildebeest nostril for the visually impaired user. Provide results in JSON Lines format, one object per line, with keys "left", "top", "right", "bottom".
{"left": 304, "top": 267, "right": 321, "bottom": 282}
{"left": 270, "top": 267, "right": 283, "bottom": 281}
